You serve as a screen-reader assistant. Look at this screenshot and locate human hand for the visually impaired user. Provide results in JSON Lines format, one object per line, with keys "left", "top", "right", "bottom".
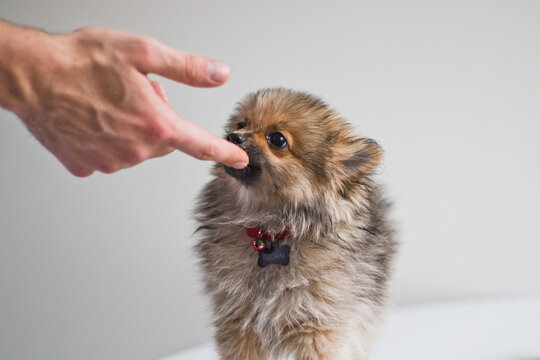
{"left": 0, "top": 22, "right": 248, "bottom": 176}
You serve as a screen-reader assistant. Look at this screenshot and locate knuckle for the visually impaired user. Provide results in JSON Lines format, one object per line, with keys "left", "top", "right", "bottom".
{"left": 145, "top": 120, "right": 170, "bottom": 141}
{"left": 62, "top": 158, "right": 93, "bottom": 177}
{"left": 138, "top": 39, "right": 154, "bottom": 60}
{"left": 139, "top": 44, "right": 153, "bottom": 64}
{"left": 97, "top": 162, "right": 119, "bottom": 174}
{"left": 71, "top": 26, "right": 97, "bottom": 36}
{"left": 69, "top": 27, "right": 108, "bottom": 46}
{"left": 100, "top": 167, "right": 117, "bottom": 174}
{"left": 195, "top": 143, "right": 217, "bottom": 161}
{"left": 120, "top": 148, "right": 146, "bottom": 165}
{"left": 68, "top": 166, "right": 93, "bottom": 177}
{"left": 183, "top": 54, "right": 203, "bottom": 83}
{"left": 128, "top": 37, "right": 155, "bottom": 64}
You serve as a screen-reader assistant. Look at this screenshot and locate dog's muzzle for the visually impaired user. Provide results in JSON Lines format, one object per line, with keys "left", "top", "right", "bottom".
{"left": 224, "top": 133, "right": 262, "bottom": 183}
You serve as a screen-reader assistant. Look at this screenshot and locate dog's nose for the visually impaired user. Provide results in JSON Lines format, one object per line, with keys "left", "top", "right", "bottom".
{"left": 226, "top": 133, "right": 246, "bottom": 146}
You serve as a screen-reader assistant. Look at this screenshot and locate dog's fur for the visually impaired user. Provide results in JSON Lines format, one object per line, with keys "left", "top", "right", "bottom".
{"left": 195, "top": 88, "right": 396, "bottom": 360}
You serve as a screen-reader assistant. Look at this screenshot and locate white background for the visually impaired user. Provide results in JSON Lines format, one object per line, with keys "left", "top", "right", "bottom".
{"left": 1, "top": 1, "right": 539, "bottom": 359}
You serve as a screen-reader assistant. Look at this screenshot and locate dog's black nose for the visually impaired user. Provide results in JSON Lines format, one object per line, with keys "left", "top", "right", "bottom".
{"left": 226, "top": 133, "right": 246, "bottom": 146}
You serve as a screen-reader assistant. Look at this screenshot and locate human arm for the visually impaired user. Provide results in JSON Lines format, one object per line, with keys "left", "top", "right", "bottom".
{"left": 0, "top": 20, "right": 248, "bottom": 176}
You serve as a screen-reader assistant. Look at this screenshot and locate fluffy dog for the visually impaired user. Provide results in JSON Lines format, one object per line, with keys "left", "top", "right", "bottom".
{"left": 195, "top": 88, "right": 396, "bottom": 360}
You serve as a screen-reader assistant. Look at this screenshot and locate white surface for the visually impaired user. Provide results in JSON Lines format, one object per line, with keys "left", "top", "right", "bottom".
{"left": 1, "top": 1, "right": 540, "bottom": 359}
{"left": 161, "top": 296, "right": 540, "bottom": 360}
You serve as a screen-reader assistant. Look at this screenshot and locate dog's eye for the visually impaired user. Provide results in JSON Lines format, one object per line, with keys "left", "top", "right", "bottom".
{"left": 237, "top": 122, "right": 246, "bottom": 130}
{"left": 266, "top": 132, "right": 288, "bottom": 149}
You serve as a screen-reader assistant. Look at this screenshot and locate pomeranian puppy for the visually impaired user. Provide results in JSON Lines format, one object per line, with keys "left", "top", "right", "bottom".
{"left": 195, "top": 88, "right": 395, "bottom": 360}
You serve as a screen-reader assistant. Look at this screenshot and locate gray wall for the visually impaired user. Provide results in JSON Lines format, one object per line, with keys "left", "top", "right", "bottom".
{"left": 1, "top": 1, "right": 539, "bottom": 359}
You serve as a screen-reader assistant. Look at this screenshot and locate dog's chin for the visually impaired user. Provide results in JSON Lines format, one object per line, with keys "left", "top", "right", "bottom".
{"left": 223, "top": 162, "right": 262, "bottom": 184}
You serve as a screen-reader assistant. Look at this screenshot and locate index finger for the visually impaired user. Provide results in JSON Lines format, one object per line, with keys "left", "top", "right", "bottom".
{"left": 160, "top": 107, "right": 249, "bottom": 168}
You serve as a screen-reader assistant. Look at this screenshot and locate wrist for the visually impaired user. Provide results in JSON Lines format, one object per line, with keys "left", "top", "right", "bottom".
{"left": 0, "top": 20, "right": 61, "bottom": 116}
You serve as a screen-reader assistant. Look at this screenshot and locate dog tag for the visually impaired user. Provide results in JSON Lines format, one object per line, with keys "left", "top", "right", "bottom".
{"left": 257, "top": 244, "right": 290, "bottom": 268}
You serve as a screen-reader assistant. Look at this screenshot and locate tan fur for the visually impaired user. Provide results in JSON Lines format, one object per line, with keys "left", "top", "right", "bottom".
{"left": 195, "top": 88, "right": 396, "bottom": 360}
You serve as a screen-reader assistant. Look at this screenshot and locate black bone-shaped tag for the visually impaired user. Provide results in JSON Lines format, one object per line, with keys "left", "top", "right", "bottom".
{"left": 257, "top": 244, "right": 290, "bottom": 268}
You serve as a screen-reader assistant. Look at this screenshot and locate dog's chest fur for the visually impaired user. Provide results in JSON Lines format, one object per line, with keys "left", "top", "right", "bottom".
{"left": 196, "top": 194, "right": 394, "bottom": 355}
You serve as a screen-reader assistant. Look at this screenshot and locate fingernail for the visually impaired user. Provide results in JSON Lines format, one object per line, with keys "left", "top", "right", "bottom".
{"left": 232, "top": 162, "right": 247, "bottom": 169}
{"left": 207, "top": 61, "right": 230, "bottom": 83}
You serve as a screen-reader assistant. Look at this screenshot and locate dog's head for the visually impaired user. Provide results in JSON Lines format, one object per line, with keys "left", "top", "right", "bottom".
{"left": 221, "top": 88, "right": 382, "bottom": 207}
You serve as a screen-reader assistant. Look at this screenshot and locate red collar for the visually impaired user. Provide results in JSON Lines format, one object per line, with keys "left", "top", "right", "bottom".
{"left": 245, "top": 227, "right": 290, "bottom": 240}
{"left": 246, "top": 227, "right": 290, "bottom": 252}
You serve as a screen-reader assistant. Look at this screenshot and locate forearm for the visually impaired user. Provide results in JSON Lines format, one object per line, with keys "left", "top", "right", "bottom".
{"left": 0, "top": 19, "right": 58, "bottom": 115}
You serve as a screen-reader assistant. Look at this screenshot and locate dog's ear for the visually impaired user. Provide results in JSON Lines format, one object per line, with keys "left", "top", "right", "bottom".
{"left": 334, "top": 138, "right": 382, "bottom": 179}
